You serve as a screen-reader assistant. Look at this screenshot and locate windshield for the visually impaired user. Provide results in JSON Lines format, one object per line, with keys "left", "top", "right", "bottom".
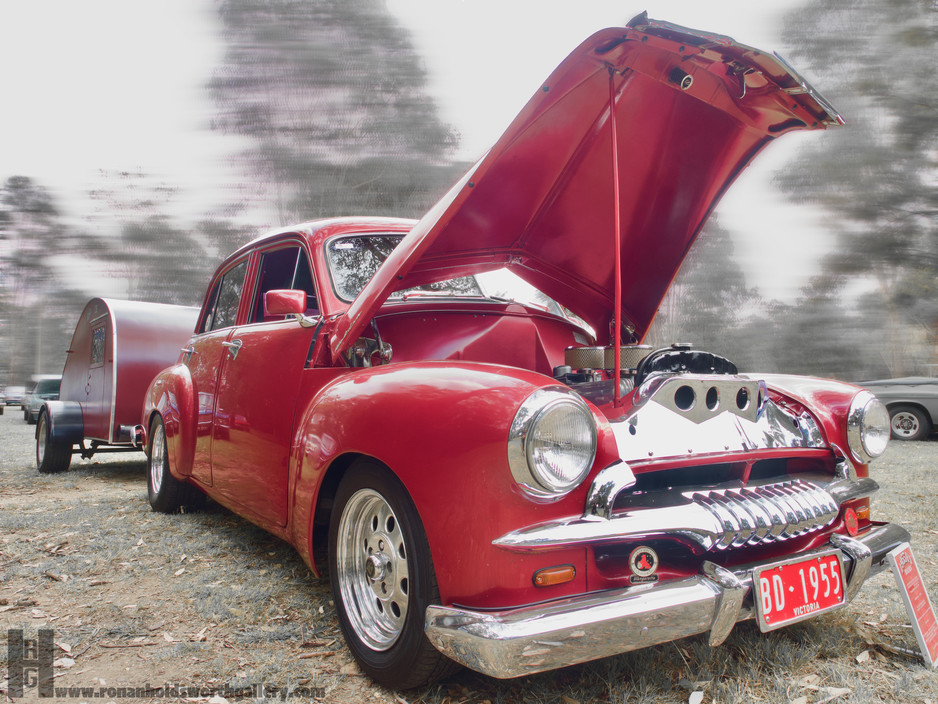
{"left": 326, "top": 235, "right": 482, "bottom": 301}
{"left": 325, "top": 234, "right": 591, "bottom": 336}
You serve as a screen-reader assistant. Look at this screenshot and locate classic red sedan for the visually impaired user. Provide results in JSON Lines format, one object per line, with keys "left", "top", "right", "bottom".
{"left": 143, "top": 15, "right": 908, "bottom": 689}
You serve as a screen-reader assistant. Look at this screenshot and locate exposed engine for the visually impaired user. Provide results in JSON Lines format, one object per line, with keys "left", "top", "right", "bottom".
{"left": 554, "top": 343, "right": 739, "bottom": 407}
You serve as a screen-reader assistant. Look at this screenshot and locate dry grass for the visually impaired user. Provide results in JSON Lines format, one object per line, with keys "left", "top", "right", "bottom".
{"left": 2, "top": 412, "right": 938, "bottom": 703}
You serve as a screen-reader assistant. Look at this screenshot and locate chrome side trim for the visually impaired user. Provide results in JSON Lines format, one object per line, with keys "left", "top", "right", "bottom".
{"left": 427, "top": 523, "right": 909, "bottom": 679}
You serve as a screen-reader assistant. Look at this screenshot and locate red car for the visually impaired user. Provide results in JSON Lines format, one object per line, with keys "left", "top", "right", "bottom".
{"left": 143, "top": 15, "right": 908, "bottom": 689}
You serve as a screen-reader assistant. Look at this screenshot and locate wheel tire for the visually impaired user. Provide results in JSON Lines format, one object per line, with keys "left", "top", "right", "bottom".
{"left": 36, "top": 411, "right": 71, "bottom": 474}
{"left": 147, "top": 415, "right": 205, "bottom": 513}
{"left": 26, "top": 410, "right": 36, "bottom": 425}
{"left": 329, "top": 460, "right": 456, "bottom": 689}
{"left": 889, "top": 405, "right": 931, "bottom": 441}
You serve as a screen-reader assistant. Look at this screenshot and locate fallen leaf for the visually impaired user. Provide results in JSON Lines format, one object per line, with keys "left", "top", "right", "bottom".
{"left": 856, "top": 650, "right": 871, "bottom": 663}
{"left": 53, "top": 657, "right": 76, "bottom": 668}
{"left": 561, "top": 696, "right": 580, "bottom": 704}
{"left": 174, "top": 567, "right": 185, "bottom": 577}
{"left": 689, "top": 693, "right": 704, "bottom": 704}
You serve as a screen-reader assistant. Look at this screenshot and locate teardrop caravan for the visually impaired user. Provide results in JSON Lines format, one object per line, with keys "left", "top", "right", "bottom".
{"left": 36, "top": 298, "right": 198, "bottom": 474}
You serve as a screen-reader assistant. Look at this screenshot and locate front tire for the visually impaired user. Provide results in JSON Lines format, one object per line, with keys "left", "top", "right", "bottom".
{"left": 36, "top": 411, "right": 71, "bottom": 474}
{"left": 889, "top": 405, "right": 931, "bottom": 441}
{"left": 147, "top": 415, "right": 205, "bottom": 513}
{"left": 329, "top": 460, "right": 455, "bottom": 689}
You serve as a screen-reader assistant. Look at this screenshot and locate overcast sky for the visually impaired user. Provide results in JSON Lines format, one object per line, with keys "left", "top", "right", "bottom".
{"left": 0, "top": 0, "right": 832, "bottom": 300}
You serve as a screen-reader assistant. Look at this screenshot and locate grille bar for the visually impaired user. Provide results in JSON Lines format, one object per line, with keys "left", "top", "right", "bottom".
{"left": 688, "top": 479, "right": 838, "bottom": 550}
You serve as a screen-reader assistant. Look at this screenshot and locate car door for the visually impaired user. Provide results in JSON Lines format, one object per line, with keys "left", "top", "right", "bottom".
{"left": 210, "top": 244, "right": 320, "bottom": 528}
{"left": 186, "top": 258, "right": 249, "bottom": 487}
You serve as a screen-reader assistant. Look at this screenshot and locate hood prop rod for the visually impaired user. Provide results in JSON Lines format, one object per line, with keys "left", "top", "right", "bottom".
{"left": 608, "top": 65, "right": 623, "bottom": 407}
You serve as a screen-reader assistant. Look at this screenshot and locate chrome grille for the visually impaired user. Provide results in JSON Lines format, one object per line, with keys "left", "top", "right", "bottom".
{"left": 688, "top": 479, "right": 838, "bottom": 550}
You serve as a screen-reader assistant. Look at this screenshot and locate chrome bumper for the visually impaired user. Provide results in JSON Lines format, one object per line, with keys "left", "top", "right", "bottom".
{"left": 424, "top": 523, "right": 909, "bottom": 679}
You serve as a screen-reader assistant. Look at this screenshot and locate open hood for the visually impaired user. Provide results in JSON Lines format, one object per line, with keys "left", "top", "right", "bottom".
{"left": 332, "top": 14, "right": 842, "bottom": 361}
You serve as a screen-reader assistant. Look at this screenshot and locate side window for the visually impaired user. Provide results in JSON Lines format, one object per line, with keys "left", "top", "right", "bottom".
{"left": 201, "top": 260, "right": 248, "bottom": 333}
{"left": 251, "top": 246, "right": 319, "bottom": 323}
{"left": 90, "top": 326, "right": 106, "bottom": 366}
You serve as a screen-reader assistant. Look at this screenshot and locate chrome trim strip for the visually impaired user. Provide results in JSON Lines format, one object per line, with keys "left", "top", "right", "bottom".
{"left": 427, "top": 524, "right": 909, "bottom": 679}
{"left": 830, "top": 533, "right": 873, "bottom": 602}
{"left": 702, "top": 561, "right": 745, "bottom": 646}
{"left": 494, "top": 477, "right": 848, "bottom": 553}
{"left": 584, "top": 461, "right": 636, "bottom": 519}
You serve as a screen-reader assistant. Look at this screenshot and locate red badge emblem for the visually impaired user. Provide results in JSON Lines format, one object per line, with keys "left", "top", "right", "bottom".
{"left": 629, "top": 546, "right": 659, "bottom": 584}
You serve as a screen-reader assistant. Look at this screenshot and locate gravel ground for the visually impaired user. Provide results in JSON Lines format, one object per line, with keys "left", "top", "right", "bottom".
{"left": 2, "top": 409, "right": 938, "bottom": 703}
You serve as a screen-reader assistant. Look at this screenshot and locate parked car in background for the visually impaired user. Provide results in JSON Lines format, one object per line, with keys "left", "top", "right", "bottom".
{"left": 3, "top": 385, "right": 26, "bottom": 407}
{"left": 23, "top": 376, "right": 62, "bottom": 425}
{"left": 861, "top": 377, "right": 938, "bottom": 440}
{"left": 141, "top": 15, "right": 909, "bottom": 690}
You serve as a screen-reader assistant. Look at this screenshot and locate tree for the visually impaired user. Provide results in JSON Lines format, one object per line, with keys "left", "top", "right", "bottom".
{"left": 0, "top": 176, "right": 86, "bottom": 382}
{"left": 208, "top": 0, "right": 462, "bottom": 224}
{"left": 646, "top": 220, "right": 764, "bottom": 370}
{"left": 779, "top": 0, "right": 938, "bottom": 375}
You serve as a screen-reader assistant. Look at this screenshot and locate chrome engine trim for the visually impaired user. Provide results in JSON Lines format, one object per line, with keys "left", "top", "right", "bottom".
{"left": 611, "top": 376, "right": 826, "bottom": 463}
{"left": 493, "top": 474, "right": 876, "bottom": 553}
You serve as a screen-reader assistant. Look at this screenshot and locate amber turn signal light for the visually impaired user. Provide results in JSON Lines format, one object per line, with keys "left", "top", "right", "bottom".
{"left": 533, "top": 564, "right": 576, "bottom": 587}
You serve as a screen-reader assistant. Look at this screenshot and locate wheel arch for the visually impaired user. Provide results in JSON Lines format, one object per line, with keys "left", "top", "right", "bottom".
{"left": 143, "top": 364, "right": 197, "bottom": 480}
{"left": 38, "top": 400, "right": 84, "bottom": 447}
{"left": 308, "top": 451, "right": 371, "bottom": 576}
{"left": 885, "top": 401, "right": 933, "bottom": 424}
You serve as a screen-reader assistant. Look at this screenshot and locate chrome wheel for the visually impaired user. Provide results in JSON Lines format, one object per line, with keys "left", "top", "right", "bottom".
{"left": 149, "top": 422, "right": 165, "bottom": 494}
{"left": 891, "top": 411, "right": 919, "bottom": 438}
{"left": 335, "top": 488, "right": 409, "bottom": 651}
{"left": 890, "top": 408, "right": 927, "bottom": 440}
{"left": 37, "top": 416, "right": 47, "bottom": 465}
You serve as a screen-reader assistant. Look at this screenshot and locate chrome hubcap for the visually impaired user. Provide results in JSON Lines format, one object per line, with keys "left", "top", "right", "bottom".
{"left": 892, "top": 412, "right": 919, "bottom": 438}
{"left": 336, "top": 488, "right": 409, "bottom": 650}
{"left": 150, "top": 424, "right": 165, "bottom": 493}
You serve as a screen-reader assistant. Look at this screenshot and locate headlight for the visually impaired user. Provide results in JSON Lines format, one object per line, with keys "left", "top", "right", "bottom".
{"left": 846, "top": 390, "right": 890, "bottom": 463}
{"left": 508, "top": 388, "right": 597, "bottom": 499}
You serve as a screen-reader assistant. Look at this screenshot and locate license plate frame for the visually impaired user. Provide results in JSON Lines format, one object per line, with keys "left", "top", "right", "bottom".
{"left": 752, "top": 550, "right": 847, "bottom": 632}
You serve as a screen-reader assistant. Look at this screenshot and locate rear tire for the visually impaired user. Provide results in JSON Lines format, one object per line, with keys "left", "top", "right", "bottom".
{"left": 328, "top": 459, "right": 456, "bottom": 689}
{"left": 147, "top": 415, "right": 205, "bottom": 513}
{"left": 36, "top": 411, "right": 71, "bottom": 474}
{"left": 889, "top": 405, "right": 930, "bottom": 441}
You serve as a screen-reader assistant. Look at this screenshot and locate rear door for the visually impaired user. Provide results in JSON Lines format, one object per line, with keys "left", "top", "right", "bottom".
{"left": 186, "top": 258, "right": 249, "bottom": 487}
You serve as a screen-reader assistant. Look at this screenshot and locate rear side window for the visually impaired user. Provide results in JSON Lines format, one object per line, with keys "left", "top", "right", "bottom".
{"left": 201, "top": 260, "right": 248, "bottom": 332}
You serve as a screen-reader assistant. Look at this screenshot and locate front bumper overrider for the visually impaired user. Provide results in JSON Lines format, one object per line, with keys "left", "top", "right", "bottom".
{"left": 424, "top": 522, "right": 909, "bottom": 679}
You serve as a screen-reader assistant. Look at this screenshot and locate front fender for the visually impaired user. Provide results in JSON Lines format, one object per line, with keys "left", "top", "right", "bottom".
{"left": 756, "top": 373, "right": 867, "bottom": 470}
{"left": 40, "top": 401, "right": 84, "bottom": 446}
{"left": 291, "top": 361, "right": 619, "bottom": 608}
{"left": 143, "top": 364, "right": 197, "bottom": 479}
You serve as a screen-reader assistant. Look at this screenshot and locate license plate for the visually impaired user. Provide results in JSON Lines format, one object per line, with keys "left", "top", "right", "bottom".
{"left": 752, "top": 550, "right": 846, "bottom": 632}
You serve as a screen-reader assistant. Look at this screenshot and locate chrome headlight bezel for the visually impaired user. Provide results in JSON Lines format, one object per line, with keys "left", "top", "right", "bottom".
{"left": 846, "top": 390, "right": 890, "bottom": 464}
{"left": 507, "top": 387, "right": 598, "bottom": 500}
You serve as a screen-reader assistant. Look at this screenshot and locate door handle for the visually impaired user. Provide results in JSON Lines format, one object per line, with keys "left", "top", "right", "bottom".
{"left": 222, "top": 339, "right": 243, "bottom": 360}
{"left": 181, "top": 345, "right": 197, "bottom": 364}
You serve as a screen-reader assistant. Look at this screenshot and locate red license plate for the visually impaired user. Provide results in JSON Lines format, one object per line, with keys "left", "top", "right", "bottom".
{"left": 753, "top": 551, "right": 846, "bottom": 632}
